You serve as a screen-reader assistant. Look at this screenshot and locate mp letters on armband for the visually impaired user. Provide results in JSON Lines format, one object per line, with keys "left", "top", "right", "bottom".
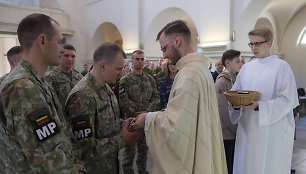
{"left": 34, "top": 115, "right": 60, "bottom": 142}
{"left": 73, "top": 119, "right": 93, "bottom": 140}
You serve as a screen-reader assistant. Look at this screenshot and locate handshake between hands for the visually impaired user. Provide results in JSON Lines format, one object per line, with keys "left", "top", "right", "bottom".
{"left": 120, "top": 111, "right": 148, "bottom": 145}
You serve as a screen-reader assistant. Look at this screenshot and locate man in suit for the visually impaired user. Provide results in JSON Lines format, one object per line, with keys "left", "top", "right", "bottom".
{"left": 212, "top": 58, "right": 224, "bottom": 82}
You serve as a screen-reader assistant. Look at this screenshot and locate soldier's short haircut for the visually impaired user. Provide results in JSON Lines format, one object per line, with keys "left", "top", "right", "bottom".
{"left": 93, "top": 42, "right": 126, "bottom": 64}
{"left": 222, "top": 49, "right": 241, "bottom": 67}
{"left": 132, "top": 50, "right": 144, "bottom": 59}
{"left": 17, "top": 13, "right": 59, "bottom": 49}
{"left": 7, "top": 46, "right": 22, "bottom": 61}
{"left": 156, "top": 20, "right": 191, "bottom": 44}
{"left": 248, "top": 27, "right": 273, "bottom": 42}
{"left": 63, "top": 44, "right": 76, "bottom": 52}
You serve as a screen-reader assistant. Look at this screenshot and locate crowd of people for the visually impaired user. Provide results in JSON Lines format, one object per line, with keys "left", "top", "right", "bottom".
{"left": 0, "top": 13, "right": 299, "bottom": 174}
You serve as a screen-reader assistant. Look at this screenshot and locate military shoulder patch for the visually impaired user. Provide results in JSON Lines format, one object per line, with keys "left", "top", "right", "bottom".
{"left": 73, "top": 120, "right": 93, "bottom": 140}
{"left": 119, "top": 85, "right": 125, "bottom": 95}
{"left": 34, "top": 115, "right": 59, "bottom": 142}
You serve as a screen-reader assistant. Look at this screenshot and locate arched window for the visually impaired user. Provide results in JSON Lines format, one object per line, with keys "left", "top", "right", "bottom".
{"left": 297, "top": 26, "right": 306, "bottom": 46}
{"left": 0, "top": 0, "right": 45, "bottom": 8}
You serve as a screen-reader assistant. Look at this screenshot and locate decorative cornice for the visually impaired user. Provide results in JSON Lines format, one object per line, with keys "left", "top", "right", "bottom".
{"left": 0, "top": 2, "right": 75, "bottom": 36}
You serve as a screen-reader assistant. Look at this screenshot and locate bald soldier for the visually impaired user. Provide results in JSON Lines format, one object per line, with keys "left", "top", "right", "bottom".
{"left": 45, "top": 44, "right": 83, "bottom": 109}
{"left": 0, "top": 13, "right": 84, "bottom": 173}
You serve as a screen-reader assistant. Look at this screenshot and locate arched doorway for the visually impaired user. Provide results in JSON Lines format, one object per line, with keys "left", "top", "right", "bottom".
{"left": 253, "top": 17, "right": 278, "bottom": 54}
{"left": 90, "top": 22, "right": 123, "bottom": 63}
{"left": 280, "top": 5, "right": 306, "bottom": 89}
{"left": 144, "top": 8, "right": 198, "bottom": 60}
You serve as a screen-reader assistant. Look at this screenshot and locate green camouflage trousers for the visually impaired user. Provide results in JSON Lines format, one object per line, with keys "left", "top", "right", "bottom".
{"left": 122, "top": 133, "right": 148, "bottom": 174}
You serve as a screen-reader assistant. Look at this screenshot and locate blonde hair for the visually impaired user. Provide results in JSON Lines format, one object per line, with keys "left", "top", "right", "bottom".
{"left": 248, "top": 27, "right": 273, "bottom": 42}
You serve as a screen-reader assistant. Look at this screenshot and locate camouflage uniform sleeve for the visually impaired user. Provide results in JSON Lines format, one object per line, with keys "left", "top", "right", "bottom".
{"left": 77, "top": 73, "right": 83, "bottom": 81}
{"left": 1, "top": 79, "right": 77, "bottom": 173}
{"left": 65, "top": 91, "right": 96, "bottom": 161}
{"left": 147, "top": 76, "right": 161, "bottom": 111}
{"left": 118, "top": 79, "right": 138, "bottom": 118}
{"left": 65, "top": 91, "right": 121, "bottom": 164}
{"left": 44, "top": 74, "right": 56, "bottom": 90}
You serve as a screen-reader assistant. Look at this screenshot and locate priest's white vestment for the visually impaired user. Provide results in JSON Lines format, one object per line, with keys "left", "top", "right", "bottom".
{"left": 145, "top": 53, "right": 227, "bottom": 174}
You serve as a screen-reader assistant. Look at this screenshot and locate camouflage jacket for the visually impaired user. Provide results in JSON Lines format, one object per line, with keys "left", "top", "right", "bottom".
{"left": 81, "top": 70, "right": 88, "bottom": 76}
{"left": 0, "top": 122, "right": 31, "bottom": 173}
{"left": 0, "top": 73, "right": 8, "bottom": 84}
{"left": 143, "top": 67, "right": 153, "bottom": 76}
{"left": 119, "top": 71, "right": 160, "bottom": 118}
{"left": 65, "top": 73, "right": 121, "bottom": 174}
{"left": 44, "top": 67, "right": 83, "bottom": 109}
{"left": 0, "top": 59, "right": 78, "bottom": 174}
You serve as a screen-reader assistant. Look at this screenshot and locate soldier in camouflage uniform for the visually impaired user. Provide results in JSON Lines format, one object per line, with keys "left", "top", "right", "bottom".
{"left": 0, "top": 46, "right": 23, "bottom": 173}
{"left": 0, "top": 46, "right": 22, "bottom": 84}
{"left": 65, "top": 42, "right": 141, "bottom": 174}
{"left": 81, "top": 64, "right": 89, "bottom": 76}
{"left": 119, "top": 50, "right": 160, "bottom": 174}
{"left": 0, "top": 13, "right": 84, "bottom": 173}
{"left": 44, "top": 44, "right": 83, "bottom": 109}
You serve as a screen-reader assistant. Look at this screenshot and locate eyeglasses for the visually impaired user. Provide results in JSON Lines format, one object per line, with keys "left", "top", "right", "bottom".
{"left": 160, "top": 40, "right": 174, "bottom": 52}
{"left": 248, "top": 41, "right": 267, "bottom": 48}
{"left": 135, "top": 58, "right": 144, "bottom": 61}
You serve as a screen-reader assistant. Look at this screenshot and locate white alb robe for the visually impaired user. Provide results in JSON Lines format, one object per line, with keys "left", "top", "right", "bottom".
{"left": 230, "top": 55, "right": 299, "bottom": 174}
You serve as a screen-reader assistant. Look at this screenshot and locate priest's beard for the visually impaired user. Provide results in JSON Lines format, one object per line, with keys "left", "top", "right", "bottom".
{"left": 170, "top": 47, "right": 181, "bottom": 65}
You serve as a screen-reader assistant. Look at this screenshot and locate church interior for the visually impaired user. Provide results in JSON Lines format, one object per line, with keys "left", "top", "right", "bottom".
{"left": 0, "top": 0, "right": 306, "bottom": 173}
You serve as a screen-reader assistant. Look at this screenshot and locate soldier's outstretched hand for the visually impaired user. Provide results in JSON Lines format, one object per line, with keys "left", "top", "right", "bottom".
{"left": 121, "top": 118, "right": 142, "bottom": 145}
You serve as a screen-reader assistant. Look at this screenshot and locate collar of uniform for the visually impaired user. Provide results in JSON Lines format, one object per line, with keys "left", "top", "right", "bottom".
{"left": 21, "top": 59, "right": 51, "bottom": 95}
{"left": 55, "top": 66, "right": 73, "bottom": 75}
{"left": 87, "top": 72, "right": 110, "bottom": 101}
{"left": 54, "top": 67, "right": 81, "bottom": 81}
{"left": 130, "top": 71, "right": 146, "bottom": 81}
{"left": 176, "top": 53, "right": 211, "bottom": 70}
{"left": 71, "top": 69, "right": 81, "bottom": 78}
{"left": 53, "top": 67, "right": 68, "bottom": 80}
{"left": 131, "top": 71, "right": 144, "bottom": 77}
{"left": 20, "top": 59, "right": 44, "bottom": 84}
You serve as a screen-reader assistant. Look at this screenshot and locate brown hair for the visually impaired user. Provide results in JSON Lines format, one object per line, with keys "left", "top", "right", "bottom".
{"left": 164, "top": 59, "right": 178, "bottom": 83}
{"left": 63, "top": 44, "right": 76, "bottom": 52}
{"left": 93, "top": 42, "right": 126, "bottom": 64}
{"left": 248, "top": 27, "right": 273, "bottom": 42}
{"left": 222, "top": 49, "right": 241, "bottom": 67}
{"left": 17, "top": 13, "right": 59, "bottom": 49}
{"left": 156, "top": 20, "right": 191, "bottom": 44}
{"left": 132, "top": 50, "right": 144, "bottom": 59}
{"left": 7, "top": 46, "right": 22, "bottom": 61}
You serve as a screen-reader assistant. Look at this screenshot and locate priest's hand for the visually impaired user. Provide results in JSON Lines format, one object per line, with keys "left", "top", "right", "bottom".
{"left": 240, "top": 100, "right": 258, "bottom": 109}
{"left": 132, "top": 113, "right": 147, "bottom": 130}
{"left": 121, "top": 118, "right": 142, "bottom": 145}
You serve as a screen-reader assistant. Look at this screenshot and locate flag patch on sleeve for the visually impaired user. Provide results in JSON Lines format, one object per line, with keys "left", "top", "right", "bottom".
{"left": 34, "top": 115, "right": 59, "bottom": 142}
{"left": 73, "top": 120, "right": 93, "bottom": 140}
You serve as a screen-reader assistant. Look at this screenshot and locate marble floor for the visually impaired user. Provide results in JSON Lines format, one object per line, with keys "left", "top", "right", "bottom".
{"left": 292, "top": 115, "right": 306, "bottom": 174}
